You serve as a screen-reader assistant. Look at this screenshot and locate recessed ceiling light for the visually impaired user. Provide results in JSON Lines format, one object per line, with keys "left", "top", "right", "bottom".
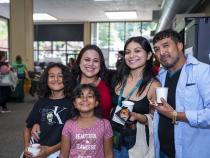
{"left": 33, "top": 13, "right": 57, "bottom": 21}
{"left": 94, "top": 0, "right": 113, "bottom": 1}
{"left": 105, "top": 11, "right": 137, "bottom": 20}
{"left": 0, "top": 0, "right": 10, "bottom": 3}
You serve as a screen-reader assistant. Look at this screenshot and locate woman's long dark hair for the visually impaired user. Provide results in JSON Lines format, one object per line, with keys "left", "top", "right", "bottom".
{"left": 37, "top": 63, "right": 75, "bottom": 98}
{"left": 112, "top": 36, "right": 155, "bottom": 96}
{"left": 71, "top": 84, "right": 101, "bottom": 119}
{"left": 72, "top": 44, "right": 109, "bottom": 84}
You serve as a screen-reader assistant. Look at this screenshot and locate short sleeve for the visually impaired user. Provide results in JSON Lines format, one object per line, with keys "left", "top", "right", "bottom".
{"left": 26, "top": 100, "right": 41, "bottom": 128}
{"left": 62, "top": 120, "right": 72, "bottom": 138}
{"left": 103, "top": 119, "right": 113, "bottom": 139}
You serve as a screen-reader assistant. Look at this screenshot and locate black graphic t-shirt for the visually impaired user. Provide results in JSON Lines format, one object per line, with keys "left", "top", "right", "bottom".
{"left": 26, "top": 97, "right": 73, "bottom": 146}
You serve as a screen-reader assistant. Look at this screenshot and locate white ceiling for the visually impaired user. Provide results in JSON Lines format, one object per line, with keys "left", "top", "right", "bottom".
{"left": 0, "top": 0, "right": 163, "bottom": 22}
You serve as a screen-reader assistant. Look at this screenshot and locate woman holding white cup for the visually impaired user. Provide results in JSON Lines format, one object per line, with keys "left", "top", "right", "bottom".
{"left": 111, "top": 36, "right": 160, "bottom": 158}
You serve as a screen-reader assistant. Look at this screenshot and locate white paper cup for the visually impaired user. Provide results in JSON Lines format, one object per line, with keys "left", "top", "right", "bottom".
{"left": 122, "top": 100, "right": 134, "bottom": 112}
{"left": 28, "top": 144, "right": 40, "bottom": 157}
{"left": 31, "top": 143, "right": 40, "bottom": 148}
{"left": 156, "top": 87, "right": 168, "bottom": 103}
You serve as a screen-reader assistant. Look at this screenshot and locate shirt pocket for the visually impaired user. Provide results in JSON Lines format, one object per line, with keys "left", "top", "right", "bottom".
{"left": 184, "top": 84, "right": 199, "bottom": 110}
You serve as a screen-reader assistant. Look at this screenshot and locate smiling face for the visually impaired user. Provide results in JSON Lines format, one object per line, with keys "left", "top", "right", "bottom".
{"left": 153, "top": 37, "right": 184, "bottom": 71}
{"left": 47, "top": 66, "right": 64, "bottom": 92}
{"left": 74, "top": 88, "right": 99, "bottom": 113}
{"left": 79, "top": 49, "right": 100, "bottom": 79}
{"left": 124, "top": 41, "right": 151, "bottom": 70}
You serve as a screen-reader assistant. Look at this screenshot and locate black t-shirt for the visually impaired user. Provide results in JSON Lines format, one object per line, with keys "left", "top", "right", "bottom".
{"left": 26, "top": 97, "right": 73, "bottom": 146}
{"left": 158, "top": 69, "right": 181, "bottom": 158}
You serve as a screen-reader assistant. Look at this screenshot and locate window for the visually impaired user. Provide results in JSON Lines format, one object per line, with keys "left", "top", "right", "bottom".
{"left": 91, "top": 21, "right": 157, "bottom": 69}
{"left": 34, "top": 41, "right": 83, "bottom": 65}
{"left": 0, "top": 17, "right": 9, "bottom": 58}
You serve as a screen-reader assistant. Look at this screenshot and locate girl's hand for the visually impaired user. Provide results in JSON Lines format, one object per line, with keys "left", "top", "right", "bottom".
{"left": 23, "top": 145, "right": 33, "bottom": 158}
{"left": 31, "top": 123, "right": 41, "bottom": 142}
{"left": 34, "top": 146, "right": 49, "bottom": 158}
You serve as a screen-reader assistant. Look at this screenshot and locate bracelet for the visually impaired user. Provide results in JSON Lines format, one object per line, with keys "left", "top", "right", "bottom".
{"left": 172, "top": 110, "right": 178, "bottom": 124}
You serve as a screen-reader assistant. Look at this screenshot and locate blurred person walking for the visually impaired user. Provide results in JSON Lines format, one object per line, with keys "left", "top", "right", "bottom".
{"left": 0, "top": 51, "right": 12, "bottom": 112}
{"left": 12, "top": 55, "right": 29, "bottom": 102}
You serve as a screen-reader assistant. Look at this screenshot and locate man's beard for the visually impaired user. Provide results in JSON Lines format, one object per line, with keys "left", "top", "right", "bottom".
{"left": 161, "top": 56, "right": 179, "bottom": 70}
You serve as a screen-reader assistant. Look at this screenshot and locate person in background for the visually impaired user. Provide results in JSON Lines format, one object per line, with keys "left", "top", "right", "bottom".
{"left": 12, "top": 55, "right": 29, "bottom": 102}
{"left": 59, "top": 84, "right": 113, "bottom": 158}
{"left": 67, "top": 58, "right": 76, "bottom": 71}
{"left": 0, "top": 51, "right": 12, "bottom": 113}
{"left": 29, "top": 62, "right": 42, "bottom": 97}
{"left": 111, "top": 36, "right": 160, "bottom": 158}
{"left": 152, "top": 29, "right": 210, "bottom": 158}
{"left": 72, "top": 44, "right": 112, "bottom": 119}
{"left": 116, "top": 50, "right": 124, "bottom": 69}
{"left": 23, "top": 63, "right": 75, "bottom": 158}
{"left": 106, "top": 50, "right": 124, "bottom": 86}
{"left": 153, "top": 56, "right": 160, "bottom": 76}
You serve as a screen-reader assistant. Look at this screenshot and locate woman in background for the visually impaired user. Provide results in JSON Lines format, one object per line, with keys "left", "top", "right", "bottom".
{"left": 0, "top": 51, "right": 12, "bottom": 112}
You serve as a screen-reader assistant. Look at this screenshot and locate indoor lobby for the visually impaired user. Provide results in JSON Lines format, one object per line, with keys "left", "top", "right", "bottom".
{"left": 0, "top": 0, "right": 210, "bottom": 157}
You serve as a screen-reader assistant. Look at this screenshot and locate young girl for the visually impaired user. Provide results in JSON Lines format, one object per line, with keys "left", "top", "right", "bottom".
{"left": 23, "top": 63, "right": 75, "bottom": 158}
{"left": 59, "top": 84, "right": 113, "bottom": 158}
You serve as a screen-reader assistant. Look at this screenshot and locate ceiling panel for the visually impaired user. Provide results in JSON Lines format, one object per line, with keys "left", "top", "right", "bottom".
{"left": 0, "top": 0, "right": 163, "bottom": 22}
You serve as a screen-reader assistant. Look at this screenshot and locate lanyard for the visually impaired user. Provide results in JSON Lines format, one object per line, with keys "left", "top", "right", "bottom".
{"left": 117, "top": 77, "right": 143, "bottom": 106}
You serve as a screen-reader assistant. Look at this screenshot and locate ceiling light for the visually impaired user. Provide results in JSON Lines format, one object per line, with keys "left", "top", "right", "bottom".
{"left": 94, "top": 0, "right": 113, "bottom": 1}
{"left": 105, "top": 11, "right": 137, "bottom": 20}
{"left": 0, "top": 0, "right": 10, "bottom": 3}
{"left": 33, "top": 13, "right": 57, "bottom": 21}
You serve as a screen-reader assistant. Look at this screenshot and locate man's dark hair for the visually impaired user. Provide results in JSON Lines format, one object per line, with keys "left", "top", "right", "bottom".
{"left": 153, "top": 29, "right": 183, "bottom": 45}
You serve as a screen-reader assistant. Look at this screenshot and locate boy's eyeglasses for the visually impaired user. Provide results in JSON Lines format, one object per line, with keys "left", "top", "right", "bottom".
{"left": 48, "top": 74, "right": 63, "bottom": 83}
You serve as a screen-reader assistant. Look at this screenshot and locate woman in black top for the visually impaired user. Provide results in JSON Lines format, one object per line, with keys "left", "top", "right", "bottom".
{"left": 111, "top": 36, "right": 160, "bottom": 158}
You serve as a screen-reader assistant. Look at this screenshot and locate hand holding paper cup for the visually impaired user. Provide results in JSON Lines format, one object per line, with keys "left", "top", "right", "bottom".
{"left": 156, "top": 87, "right": 168, "bottom": 103}
{"left": 122, "top": 100, "right": 134, "bottom": 112}
{"left": 28, "top": 143, "right": 41, "bottom": 157}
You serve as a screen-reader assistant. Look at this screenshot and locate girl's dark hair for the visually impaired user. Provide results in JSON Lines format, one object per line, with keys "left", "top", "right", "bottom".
{"left": 37, "top": 62, "right": 75, "bottom": 98}
{"left": 72, "top": 44, "right": 109, "bottom": 84}
{"left": 71, "top": 84, "right": 101, "bottom": 119}
{"left": 112, "top": 36, "right": 155, "bottom": 96}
